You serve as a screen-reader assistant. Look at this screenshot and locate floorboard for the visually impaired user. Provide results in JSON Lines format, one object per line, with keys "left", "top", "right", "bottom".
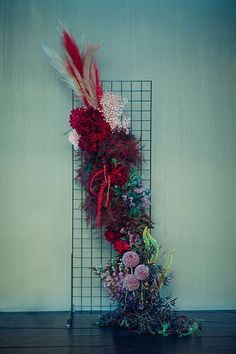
{"left": 0, "top": 311, "right": 235, "bottom": 354}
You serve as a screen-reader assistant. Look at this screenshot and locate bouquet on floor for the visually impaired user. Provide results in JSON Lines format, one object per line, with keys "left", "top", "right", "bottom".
{"left": 44, "top": 31, "right": 201, "bottom": 336}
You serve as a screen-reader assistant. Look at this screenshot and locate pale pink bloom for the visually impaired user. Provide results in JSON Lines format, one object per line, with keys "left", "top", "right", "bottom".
{"left": 122, "top": 251, "right": 139, "bottom": 268}
{"left": 123, "top": 274, "right": 140, "bottom": 291}
{"left": 68, "top": 129, "right": 80, "bottom": 149}
{"left": 134, "top": 264, "right": 149, "bottom": 281}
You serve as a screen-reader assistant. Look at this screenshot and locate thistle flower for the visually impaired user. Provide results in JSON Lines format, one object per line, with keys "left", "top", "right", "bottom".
{"left": 134, "top": 264, "right": 150, "bottom": 281}
{"left": 123, "top": 274, "right": 140, "bottom": 291}
{"left": 122, "top": 251, "right": 139, "bottom": 268}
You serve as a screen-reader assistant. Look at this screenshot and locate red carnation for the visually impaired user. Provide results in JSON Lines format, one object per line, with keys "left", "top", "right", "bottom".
{"left": 69, "top": 107, "right": 111, "bottom": 152}
{"left": 70, "top": 108, "right": 81, "bottom": 129}
{"left": 113, "top": 240, "right": 130, "bottom": 254}
{"left": 105, "top": 229, "right": 122, "bottom": 243}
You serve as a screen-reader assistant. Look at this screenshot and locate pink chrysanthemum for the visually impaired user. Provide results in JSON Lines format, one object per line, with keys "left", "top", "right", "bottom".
{"left": 122, "top": 251, "right": 139, "bottom": 268}
{"left": 134, "top": 264, "right": 150, "bottom": 281}
{"left": 123, "top": 274, "right": 140, "bottom": 291}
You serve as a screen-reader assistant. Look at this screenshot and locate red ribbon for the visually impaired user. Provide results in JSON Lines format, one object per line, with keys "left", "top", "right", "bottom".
{"left": 90, "top": 165, "right": 111, "bottom": 229}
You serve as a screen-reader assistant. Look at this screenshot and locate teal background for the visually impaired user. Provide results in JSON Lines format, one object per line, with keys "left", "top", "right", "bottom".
{"left": 0, "top": 0, "right": 236, "bottom": 310}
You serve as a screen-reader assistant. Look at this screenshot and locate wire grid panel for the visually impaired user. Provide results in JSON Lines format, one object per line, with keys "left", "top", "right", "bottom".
{"left": 71, "top": 80, "right": 152, "bottom": 313}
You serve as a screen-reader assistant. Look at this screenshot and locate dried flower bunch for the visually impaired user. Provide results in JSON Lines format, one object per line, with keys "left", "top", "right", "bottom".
{"left": 44, "top": 30, "right": 201, "bottom": 336}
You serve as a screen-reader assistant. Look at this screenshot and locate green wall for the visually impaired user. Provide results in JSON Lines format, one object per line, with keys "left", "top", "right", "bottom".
{"left": 0, "top": 0, "right": 236, "bottom": 310}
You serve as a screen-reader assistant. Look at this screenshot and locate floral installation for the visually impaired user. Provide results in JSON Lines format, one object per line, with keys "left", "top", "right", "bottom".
{"left": 44, "top": 30, "right": 201, "bottom": 336}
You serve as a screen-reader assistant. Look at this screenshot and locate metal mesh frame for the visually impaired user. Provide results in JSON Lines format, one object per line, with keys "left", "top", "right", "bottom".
{"left": 67, "top": 80, "right": 152, "bottom": 327}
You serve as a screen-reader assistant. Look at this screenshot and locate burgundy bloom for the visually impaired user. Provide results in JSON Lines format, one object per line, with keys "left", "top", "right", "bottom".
{"left": 69, "top": 108, "right": 80, "bottom": 129}
{"left": 69, "top": 107, "right": 111, "bottom": 152}
{"left": 105, "top": 229, "right": 122, "bottom": 243}
{"left": 113, "top": 240, "right": 130, "bottom": 254}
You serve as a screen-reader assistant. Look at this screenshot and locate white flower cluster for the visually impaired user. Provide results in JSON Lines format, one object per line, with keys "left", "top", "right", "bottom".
{"left": 100, "top": 91, "right": 129, "bottom": 133}
{"left": 68, "top": 129, "right": 80, "bottom": 150}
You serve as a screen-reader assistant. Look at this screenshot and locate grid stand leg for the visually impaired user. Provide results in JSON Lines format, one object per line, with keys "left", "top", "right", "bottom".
{"left": 66, "top": 253, "right": 74, "bottom": 328}
{"left": 66, "top": 313, "right": 73, "bottom": 328}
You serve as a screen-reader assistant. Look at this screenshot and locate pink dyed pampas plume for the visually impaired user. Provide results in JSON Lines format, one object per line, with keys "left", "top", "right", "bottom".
{"left": 43, "top": 31, "right": 103, "bottom": 108}
{"left": 94, "top": 62, "right": 103, "bottom": 103}
{"left": 63, "top": 31, "right": 83, "bottom": 76}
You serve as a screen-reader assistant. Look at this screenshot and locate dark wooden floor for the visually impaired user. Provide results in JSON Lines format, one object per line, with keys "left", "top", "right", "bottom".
{"left": 0, "top": 311, "right": 235, "bottom": 354}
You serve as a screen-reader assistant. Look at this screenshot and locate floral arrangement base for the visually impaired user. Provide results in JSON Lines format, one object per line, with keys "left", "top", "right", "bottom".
{"left": 98, "top": 304, "right": 201, "bottom": 336}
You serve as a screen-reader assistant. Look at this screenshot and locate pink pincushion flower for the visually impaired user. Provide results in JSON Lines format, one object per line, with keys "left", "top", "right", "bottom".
{"left": 122, "top": 251, "right": 139, "bottom": 268}
{"left": 134, "top": 264, "right": 150, "bottom": 281}
{"left": 123, "top": 274, "right": 140, "bottom": 291}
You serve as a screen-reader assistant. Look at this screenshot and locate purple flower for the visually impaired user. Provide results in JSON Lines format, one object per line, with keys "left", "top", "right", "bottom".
{"left": 139, "top": 303, "right": 144, "bottom": 310}
{"left": 129, "top": 233, "right": 139, "bottom": 247}
{"left": 123, "top": 274, "right": 140, "bottom": 291}
{"left": 134, "top": 264, "right": 149, "bottom": 281}
{"left": 142, "top": 195, "right": 151, "bottom": 207}
{"left": 134, "top": 187, "right": 144, "bottom": 193}
{"left": 122, "top": 251, "right": 140, "bottom": 268}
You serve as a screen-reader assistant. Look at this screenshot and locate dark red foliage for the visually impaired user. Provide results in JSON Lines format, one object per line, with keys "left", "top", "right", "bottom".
{"left": 72, "top": 115, "right": 147, "bottom": 247}
{"left": 82, "top": 185, "right": 140, "bottom": 233}
{"left": 104, "top": 229, "right": 122, "bottom": 242}
{"left": 69, "top": 107, "right": 111, "bottom": 152}
{"left": 110, "top": 165, "right": 128, "bottom": 186}
{"left": 113, "top": 240, "right": 130, "bottom": 254}
{"left": 96, "top": 130, "right": 141, "bottom": 171}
